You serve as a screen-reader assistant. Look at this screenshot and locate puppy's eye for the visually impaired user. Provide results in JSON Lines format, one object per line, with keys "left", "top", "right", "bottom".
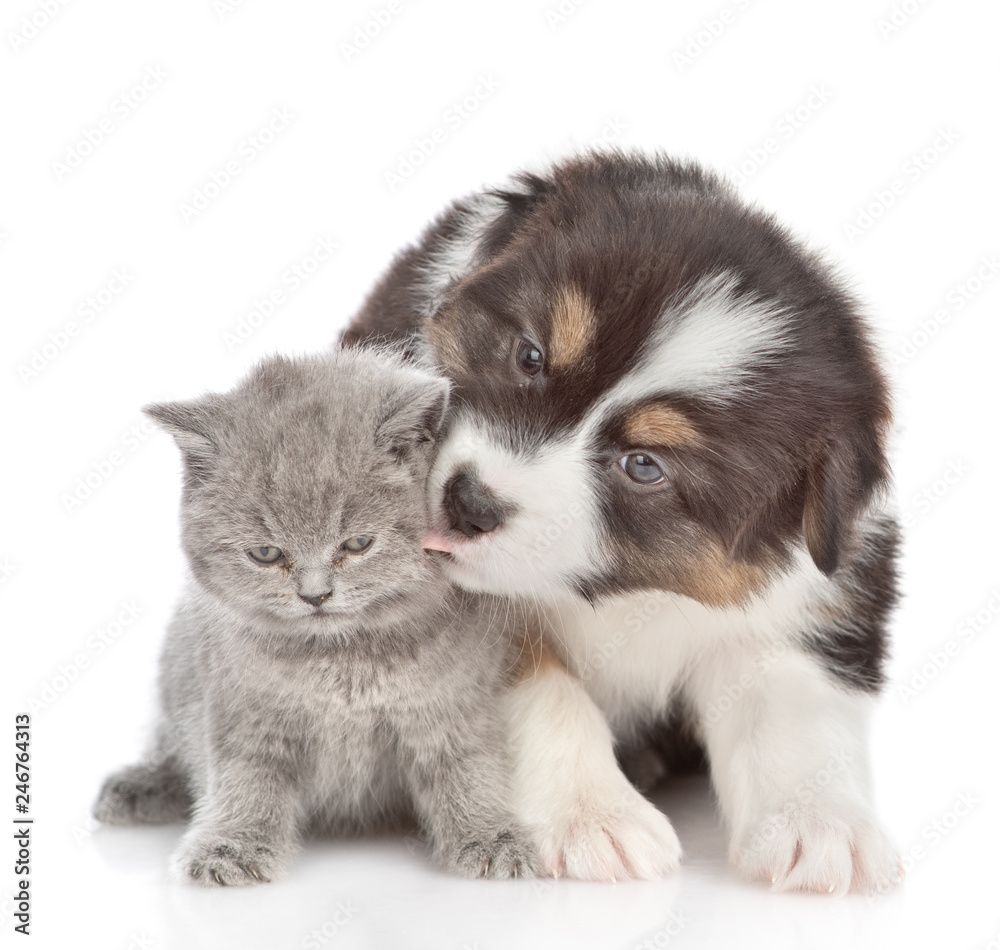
{"left": 341, "top": 537, "right": 373, "bottom": 553}
{"left": 619, "top": 453, "right": 666, "bottom": 486}
{"left": 248, "top": 545, "right": 284, "bottom": 565}
{"left": 514, "top": 338, "right": 545, "bottom": 377}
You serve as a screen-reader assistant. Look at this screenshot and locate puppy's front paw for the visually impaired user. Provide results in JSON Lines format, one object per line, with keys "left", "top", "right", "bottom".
{"left": 173, "top": 829, "right": 287, "bottom": 887}
{"left": 443, "top": 828, "right": 539, "bottom": 880}
{"left": 538, "top": 784, "right": 682, "bottom": 882}
{"left": 734, "top": 802, "right": 902, "bottom": 896}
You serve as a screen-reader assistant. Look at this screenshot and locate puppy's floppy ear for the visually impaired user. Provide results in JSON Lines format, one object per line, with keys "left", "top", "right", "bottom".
{"left": 802, "top": 427, "right": 889, "bottom": 576}
{"left": 375, "top": 374, "right": 450, "bottom": 460}
{"left": 143, "top": 396, "right": 225, "bottom": 483}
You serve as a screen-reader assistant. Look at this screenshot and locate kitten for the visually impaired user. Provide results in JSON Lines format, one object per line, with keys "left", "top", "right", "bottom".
{"left": 93, "top": 347, "right": 537, "bottom": 884}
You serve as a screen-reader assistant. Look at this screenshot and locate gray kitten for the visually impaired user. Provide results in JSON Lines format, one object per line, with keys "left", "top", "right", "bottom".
{"left": 93, "top": 347, "right": 536, "bottom": 884}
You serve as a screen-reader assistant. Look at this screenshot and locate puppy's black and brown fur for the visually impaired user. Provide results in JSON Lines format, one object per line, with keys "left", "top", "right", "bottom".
{"left": 344, "top": 151, "right": 901, "bottom": 893}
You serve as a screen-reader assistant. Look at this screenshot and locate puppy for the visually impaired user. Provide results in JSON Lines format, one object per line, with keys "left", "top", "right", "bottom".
{"left": 343, "top": 151, "right": 901, "bottom": 895}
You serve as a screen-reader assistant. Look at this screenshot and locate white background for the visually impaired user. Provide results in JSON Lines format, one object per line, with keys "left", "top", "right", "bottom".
{"left": 3, "top": 0, "right": 999, "bottom": 948}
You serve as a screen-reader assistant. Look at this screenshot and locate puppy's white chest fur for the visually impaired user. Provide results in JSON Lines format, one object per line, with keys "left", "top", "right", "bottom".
{"left": 538, "top": 548, "right": 830, "bottom": 732}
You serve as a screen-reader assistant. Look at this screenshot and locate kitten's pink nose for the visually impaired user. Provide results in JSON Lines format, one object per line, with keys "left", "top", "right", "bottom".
{"left": 299, "top": 590, "right": 332, "bottom": 607}
{"left": 422, "top": 530, "right": 453, "bottom": 553}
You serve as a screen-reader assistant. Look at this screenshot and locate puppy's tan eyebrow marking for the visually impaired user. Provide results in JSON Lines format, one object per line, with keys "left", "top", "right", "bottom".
{"left": 548, "top": 285, "right": 596, "bottom": 371}
{"left": 624, "top": 404, "right": 702, "bottom": 448}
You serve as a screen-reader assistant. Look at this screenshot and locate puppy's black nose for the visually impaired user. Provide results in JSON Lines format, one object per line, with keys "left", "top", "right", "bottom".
{"left": 444, "top": 472, "right": 504, "bottom": 537}
{"left": 299, "top": 591, "right": 332, "bottom": 607}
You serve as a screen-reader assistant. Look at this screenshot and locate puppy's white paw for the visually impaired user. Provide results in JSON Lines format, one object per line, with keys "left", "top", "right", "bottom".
{"left": 502, "top": 650, "right": 681, "bottom": 881}
{"left": 733, "top": 802, "right": 902, "bottom": 896}
{"left": 537, "top": 784, "right": 682, "bottom": 881}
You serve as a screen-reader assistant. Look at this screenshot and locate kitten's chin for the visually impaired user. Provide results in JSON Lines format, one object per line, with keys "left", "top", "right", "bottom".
{"left": 245, "top": 603, "right": 359, "bottom": 630}
{"left": 286, "top": 606, "right": 359, "bottom": 626}
{"left": 247, "top": 575, "right": 448, "bottom": 631}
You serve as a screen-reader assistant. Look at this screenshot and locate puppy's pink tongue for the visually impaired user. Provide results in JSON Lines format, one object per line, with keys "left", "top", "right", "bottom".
{"left": 422, "top": 531, "right": 453, "bottom": 553}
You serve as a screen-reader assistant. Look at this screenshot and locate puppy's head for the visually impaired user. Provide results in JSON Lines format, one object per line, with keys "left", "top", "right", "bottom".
{"left": 423, "top": 153, "right": 891, "bottom": 605}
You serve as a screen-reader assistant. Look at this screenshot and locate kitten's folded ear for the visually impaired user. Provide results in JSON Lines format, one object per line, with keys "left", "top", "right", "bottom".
{"left": 374, "top": 374, "right": 450, "bottom": 460}
{"left": 143, "top": 396, "right": 224, "bottom": 482}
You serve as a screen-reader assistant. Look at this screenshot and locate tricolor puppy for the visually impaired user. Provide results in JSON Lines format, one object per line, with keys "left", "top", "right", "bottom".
{"left": 343, "top": 151, "right": 901, "bottom": 895}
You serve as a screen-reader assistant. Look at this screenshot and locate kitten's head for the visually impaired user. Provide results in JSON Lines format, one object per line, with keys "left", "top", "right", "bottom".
{"left": 145, "top": 347, "right": 450, "bottom": 632}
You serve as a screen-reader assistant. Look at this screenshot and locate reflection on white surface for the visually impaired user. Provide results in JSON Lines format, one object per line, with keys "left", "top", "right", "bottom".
{"left": 42, "top": 773, "right": 954, "bottom": 950}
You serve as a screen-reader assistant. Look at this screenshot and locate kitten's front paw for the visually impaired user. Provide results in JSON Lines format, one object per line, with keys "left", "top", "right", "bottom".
{"left": 444, "top": 828, "right": 539, "bottom": 880}
{"left": 173, "top": 830, "right": 287, "bottom": 887}
{"left": 733, "top": 801, "right": 902, "bottom": 896}
{"left": 538, "top": 784, "right": 682, "bottom": 882}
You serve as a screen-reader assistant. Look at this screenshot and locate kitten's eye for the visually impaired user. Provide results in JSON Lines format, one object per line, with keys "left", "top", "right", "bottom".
{"left": 514, "top": 338, "right": 545, "bottom": 378}
{"left": 341, "top": 537, "right": 373, "bottom": 554}
{"left": 619, "top": 453, "right": 666, "bottom": 486}
{"left": 248, "top": 545, "right": 284, "bottom": 565}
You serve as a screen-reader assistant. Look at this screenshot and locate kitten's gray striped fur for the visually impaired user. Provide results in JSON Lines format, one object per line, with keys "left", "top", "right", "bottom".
{"left": 94, "top": 347, "right": 536, "bottom": 884}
